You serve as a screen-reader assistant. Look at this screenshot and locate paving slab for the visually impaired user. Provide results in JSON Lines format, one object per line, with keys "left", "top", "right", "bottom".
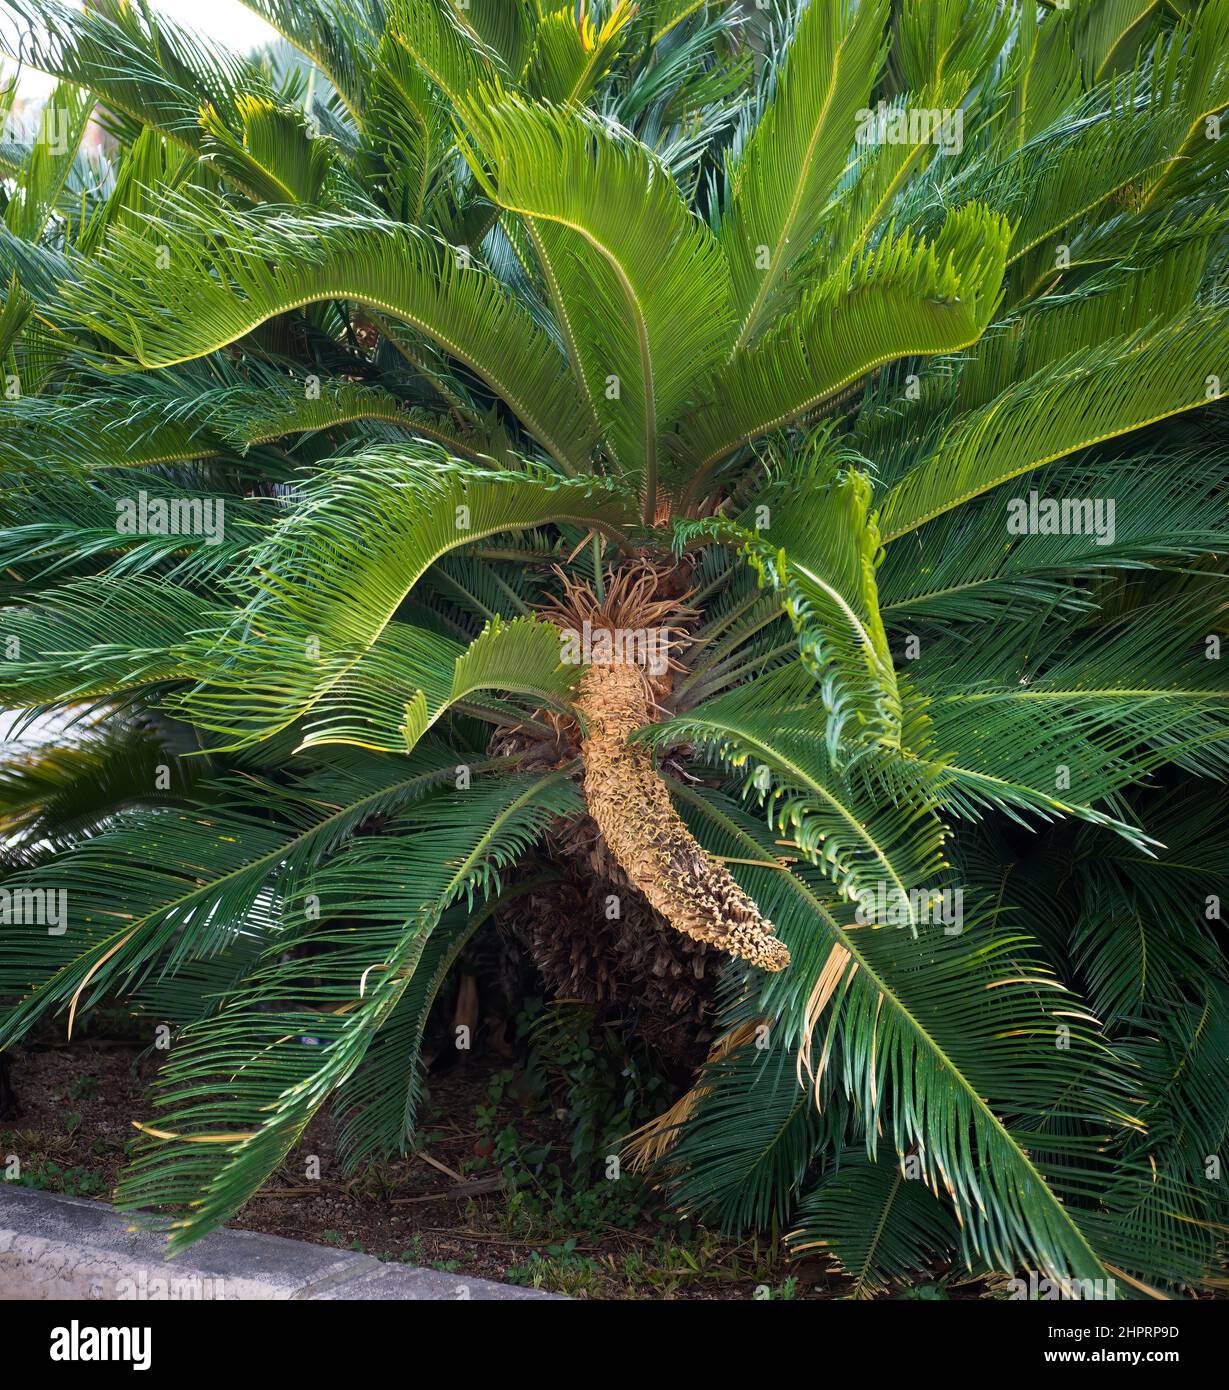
{"left": 0, "top": 1187, "right": 557, "bottom": 1300}
{"left": 307, "top": 1263, "right": 555, "bottom": 1300}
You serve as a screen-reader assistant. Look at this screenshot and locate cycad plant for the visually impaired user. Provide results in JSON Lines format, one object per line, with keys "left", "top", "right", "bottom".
{"left": 2, "top": 0, "right": 1229, "bottom": 1297}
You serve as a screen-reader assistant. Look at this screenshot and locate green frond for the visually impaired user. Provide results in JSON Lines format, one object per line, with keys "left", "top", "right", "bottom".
{"left": 232, "top": 0, "right": 380, "bottom": 120}
{"left": 362, "top": 23, "right": 452, "bottom": 224}
{"left": 990, "top": 0, "right": 1084, "bottom": 153}
{"left": 720, "top": 0, "right": 891, "bottom": 352}
{"left": 810, "top": 72, "right": 979, "bottom": 279}
{"left": 60, "top": 192, "right": 598, "bottom": 472}
{"left": 444, "top": 0, "right": 535, "bottom": 79}
{"left": 879, "top": 305, "right": 1229, "bottom": 542}
{"left": 384, "top": 0, "right": 505, "bottom": 110}
{"left": 673, "top": 577, "right": 792, "bottom": 706}
{"left": 171, "top": 448, "right": 633, "bottom": 747}
{"left": 0, "top": 469, "right": 266, "bottom": 595}
{"left": 296, "top": 614, "right": 578, "bottom": 753}
{"left": 960, "top": 226, "right": 1215, "bottom": 412}
{"left": 651, "top": 1032, "right": 836, "bottom": 1233}
{"left": 647, "top": 0, "right": 716, "bottom": 46}
{"left": 0, "top": 276, "right": 32, "bottom": 360}
{"left": 787, "top": 1149, "right": 961, "bottom": 1299}
{"left": 680, "top": 203, "right": 1011, "bottom": 492}
{"left": 459, "top": 92, "right": 734, "bottom": 514}
{"left": 0, "top": 576, "right": 210, "bottom": 706}
{"left": 648, "top": 666, "right": 947, "bottom": 924}
{"left": 113, "top": 769, "right": 580, "bottom": 1254}
{"left": 333, "top": 887, "right": 537, "bottom": 1168}
{"left": 199, "top": 95, "right": 338, "bottom": 206}
{"left": 1066, "top": 787, "right": 1229, "bottom": 1021}
{"left": 1071, "top": 870, "right": 1225, "bottom": 1025}
{"left": 892, "top": 0, "right": 1008, "bottom": 92}
{"left": 0, "top": 388, "right": 224, "bottom": 475}
{"left": 200, "top": 371, "right": 511, "bottom": 463}
{"left": 523, "top": 1, "right": 638, "bottom": 105}
{"left": 915, "top": 594, "right": 1229, "bottom": 811}
{"left": 1113, "top": 983, "right": 1229, "bottom": 1219}
{"left": 0, "top": 0, "right": 275, "bottom": 159}
{"left": 0, "top": 746, "right": 478, "bottom": 1047}
{"left": 0, "top": 724, "right": 200, "bottom": 851}
{"left": 878, "top": 450, "right": 1229, "bottom": 624}
{"left": 76, "top": 126, "right": 196, "bottom": 257}
{"left": 677, "top": 465, "right": 904, "bottom": 760}
{"left": 3, "top": 83, "right": 94, "bottom": 241}
{"left": 675, "top": 787, "right": 1142, "bottom": 1289}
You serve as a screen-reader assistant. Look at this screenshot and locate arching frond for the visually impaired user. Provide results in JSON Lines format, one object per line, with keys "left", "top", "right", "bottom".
{"left": 0, "top": 577, "right": 210, "bottom": 706}
{"left": 879, "top": 307, "right": 1229, "bottom": 541}
{"left": 646, "top": 667, "right": 947, "bottom": 923}
{"left": 0, "top": 0, "right": 275, "bottom": 158}
{"left": 296, "top": 614, "right": 577, "bottom": 752}
{"left": 674, "top": 788, "right": 1153, "bottom": 1290}
{"left": 0, "top": 747, "right": 477, "bottom": 1048}
{"left": 460, "top": 93, "right": 734, "bottom": 514}
{"left": 676, "top": 467, "right": 903, "bottom": 759}
{"left": 114, "top": 769, "right": 581, "bottom": 1253}
{"left": 680, "top": 204, "right": 1011, "bottom": 492}
{"left": 60, "top": 193, "right": 598, "bottom": 471}
{"left": 172, "top": 448, "right": 633, "bottom": 746}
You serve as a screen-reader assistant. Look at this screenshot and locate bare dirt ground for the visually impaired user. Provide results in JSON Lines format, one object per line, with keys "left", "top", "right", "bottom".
{"left": 1, "top": 1038, "right": 851, "bottom": 1300}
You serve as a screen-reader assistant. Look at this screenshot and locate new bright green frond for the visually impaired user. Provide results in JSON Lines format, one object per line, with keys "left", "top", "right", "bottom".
{"left": 681, "top": 203, "right": 1011, "bottom": 492}
{"left": 459, "top": 92, "right": 734, "bottom": 514}
{"left": 721, "top": 0, "right": 891, "bottom": 351}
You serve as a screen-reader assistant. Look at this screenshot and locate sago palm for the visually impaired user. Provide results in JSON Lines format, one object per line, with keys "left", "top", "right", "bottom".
{"left": 1, "top": 0, "right": 1229, "bottom": 1298}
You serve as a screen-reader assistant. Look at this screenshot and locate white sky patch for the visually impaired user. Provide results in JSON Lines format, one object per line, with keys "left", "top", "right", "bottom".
{"left": 2, "top": 1, "right": 278, "bottom": 101}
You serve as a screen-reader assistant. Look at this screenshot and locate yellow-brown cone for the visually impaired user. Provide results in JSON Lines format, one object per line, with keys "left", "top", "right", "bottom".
{"left": 574, "top": 661, "right": 790, "bottom": 972}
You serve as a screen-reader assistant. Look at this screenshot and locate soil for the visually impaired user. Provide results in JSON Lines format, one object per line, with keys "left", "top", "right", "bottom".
{"left": 0, "top": 1036, "right": 852, "bottom": 1300}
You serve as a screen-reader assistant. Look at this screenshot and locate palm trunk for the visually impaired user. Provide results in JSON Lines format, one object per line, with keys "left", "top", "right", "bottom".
{"left": 574, "top": 661, "right": 789, "bottom": 972}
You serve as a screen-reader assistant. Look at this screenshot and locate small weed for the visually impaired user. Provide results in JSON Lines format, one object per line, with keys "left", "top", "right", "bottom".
{"left": 8, "top": 1159, "right": 105, "bottom": 1197}
{"left": 67, "top": 1075, "right": 100, "bottom": 1102}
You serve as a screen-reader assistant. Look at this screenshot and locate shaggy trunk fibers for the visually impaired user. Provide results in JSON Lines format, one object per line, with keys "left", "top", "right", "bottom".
{"left": 507, "top": 862, "right": 722, "bottom": 1064}
{"left": 574, "top": 660, "right": 789, "bottom": 972}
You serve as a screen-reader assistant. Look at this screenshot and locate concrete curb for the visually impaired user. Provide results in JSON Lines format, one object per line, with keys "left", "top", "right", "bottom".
{"left": 0, "top": 1187, "right": 559, "bottom": 1300}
